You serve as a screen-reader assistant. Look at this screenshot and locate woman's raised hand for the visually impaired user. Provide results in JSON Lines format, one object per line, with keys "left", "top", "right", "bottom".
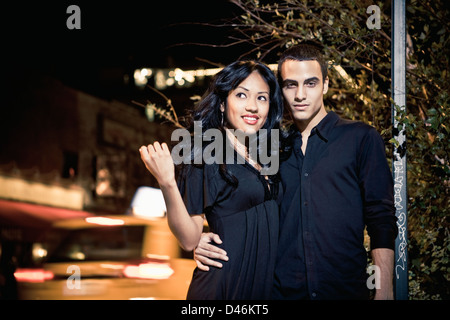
{"left": 139, "top": 142, "right": 175, "bottom": 188}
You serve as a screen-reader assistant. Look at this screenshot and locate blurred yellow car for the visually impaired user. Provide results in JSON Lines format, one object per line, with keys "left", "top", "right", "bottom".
{"left": 13, "top": 215, "right": 196, "bottom": 300}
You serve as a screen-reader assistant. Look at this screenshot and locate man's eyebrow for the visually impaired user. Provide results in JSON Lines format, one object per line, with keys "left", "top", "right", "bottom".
{"left": 304, "top": 77, "right": 320, "bottom": 83}
{"left": 282, "top": 79, "right": 298, "bottom": 87}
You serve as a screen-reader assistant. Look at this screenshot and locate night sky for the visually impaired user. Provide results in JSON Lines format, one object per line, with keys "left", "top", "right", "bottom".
{"left": 3, "top": 1, "right": 249, "bottom": 101}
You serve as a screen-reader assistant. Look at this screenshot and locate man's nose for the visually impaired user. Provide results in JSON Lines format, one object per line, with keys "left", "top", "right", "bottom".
{"left": 295, "top": 86, "right": 306, "bottom": 101}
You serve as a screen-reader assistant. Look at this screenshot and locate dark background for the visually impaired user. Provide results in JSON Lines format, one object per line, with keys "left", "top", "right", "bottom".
{"left": 0, "top": 1, "right": 258, "bottom": 215}
{"left": 3, "top": 1, "right": 249, "bottom": 103}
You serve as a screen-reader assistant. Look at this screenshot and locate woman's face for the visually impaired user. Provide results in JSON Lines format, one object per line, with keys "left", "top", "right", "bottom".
{"left": 221, "top": 71, "right": 270, "bottom": 134}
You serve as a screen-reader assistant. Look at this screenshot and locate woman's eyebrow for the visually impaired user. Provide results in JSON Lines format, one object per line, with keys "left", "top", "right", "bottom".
{"left": 237, "top": 86, "right": 269, "bottom": 95}
{"left": 237, "top": 86, "right": 249, "bottom": 91}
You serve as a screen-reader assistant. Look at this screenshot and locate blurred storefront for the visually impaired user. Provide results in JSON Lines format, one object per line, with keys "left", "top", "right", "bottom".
{"left": 0, "top": 71, "right": 175, "bottom": 299}
{"left": 1, "top": 72, "right": 173, "bottom": 213}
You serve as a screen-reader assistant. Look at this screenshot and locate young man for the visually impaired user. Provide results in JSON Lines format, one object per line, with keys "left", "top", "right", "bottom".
{"left": 194, "top": 44, "right": 398, "bottom": 300}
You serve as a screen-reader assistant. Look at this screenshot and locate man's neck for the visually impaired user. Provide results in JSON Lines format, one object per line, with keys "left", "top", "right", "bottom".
{"left": 295, "top": 106, "right": 328, "bottom": 137}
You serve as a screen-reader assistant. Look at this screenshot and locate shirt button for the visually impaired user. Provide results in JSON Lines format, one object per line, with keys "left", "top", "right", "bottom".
{"left": 304, "top": 173, "right": 309, "bottom": 177}
{"left": 311, "top": 292, "right": 317, "bottom": 298}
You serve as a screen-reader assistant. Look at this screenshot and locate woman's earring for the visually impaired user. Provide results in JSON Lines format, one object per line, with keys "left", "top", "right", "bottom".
{"left": 221, "top": 111, "right": 224, "bottom": 126}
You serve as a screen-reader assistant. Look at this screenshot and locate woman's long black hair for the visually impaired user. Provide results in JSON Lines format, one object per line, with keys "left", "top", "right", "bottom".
{"left": 178, "top": 60, "right": 284, "bottom": 188}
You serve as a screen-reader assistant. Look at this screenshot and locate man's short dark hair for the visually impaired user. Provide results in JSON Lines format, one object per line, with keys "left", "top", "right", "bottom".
{"left": 278, "top": 43, "right": 328, "bottom": 83}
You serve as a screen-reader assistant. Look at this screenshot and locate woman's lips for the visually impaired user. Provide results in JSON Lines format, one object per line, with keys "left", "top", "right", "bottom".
{"left": 242, "top": 115, "right": 260, "bottom": 125}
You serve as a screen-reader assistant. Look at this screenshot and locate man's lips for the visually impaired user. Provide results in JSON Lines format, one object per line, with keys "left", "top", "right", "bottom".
{"left": 293, "top": 104, "right": 309, "bottom": 110}
{"left": 242, "top": 115, "right": 260, "bottom": 125}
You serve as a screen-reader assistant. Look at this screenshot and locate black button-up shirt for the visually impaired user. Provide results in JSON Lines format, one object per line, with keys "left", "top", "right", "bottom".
{"left": 273, "top": 111, "right": 397, "bottom": 300}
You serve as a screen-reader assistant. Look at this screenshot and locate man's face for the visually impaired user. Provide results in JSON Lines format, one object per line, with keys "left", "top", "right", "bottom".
{"left": 280, "top": 59, "right": 329, "bottom": 127}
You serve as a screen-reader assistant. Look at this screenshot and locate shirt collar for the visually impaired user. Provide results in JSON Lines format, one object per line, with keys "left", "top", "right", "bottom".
{"left": 310, "top": 111, "right": 339, "bottom": 142}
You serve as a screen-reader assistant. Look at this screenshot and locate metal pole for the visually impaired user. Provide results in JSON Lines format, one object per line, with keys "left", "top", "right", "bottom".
{"left": 391, "top": 0, "right": 408, "bottom": 300}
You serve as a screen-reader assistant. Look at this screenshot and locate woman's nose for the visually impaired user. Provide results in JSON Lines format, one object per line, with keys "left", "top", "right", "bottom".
{"left": 245, "top": 99, "right": 258, "bottom": 112}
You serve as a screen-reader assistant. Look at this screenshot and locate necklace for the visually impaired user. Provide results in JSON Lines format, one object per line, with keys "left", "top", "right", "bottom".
{"left": 225, "top": 128, "right": 262, "bottom": 171}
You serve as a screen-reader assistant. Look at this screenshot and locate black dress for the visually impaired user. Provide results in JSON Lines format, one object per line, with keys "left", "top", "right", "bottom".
{"left": 177, "top": 161, "right": 281, "bottom": 300}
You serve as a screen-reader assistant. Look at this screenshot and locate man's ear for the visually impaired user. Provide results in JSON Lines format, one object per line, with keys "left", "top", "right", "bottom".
{"left": 323, "top": 76, "right": 329, "bottom": 95}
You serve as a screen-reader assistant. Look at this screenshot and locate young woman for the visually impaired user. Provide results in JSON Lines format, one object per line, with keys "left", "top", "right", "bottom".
{"left": 139, "top": 61, "right": 284, "bottom": 299}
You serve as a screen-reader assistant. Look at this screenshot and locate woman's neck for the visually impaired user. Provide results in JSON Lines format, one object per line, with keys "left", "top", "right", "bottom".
{"left": 225, "top": 128, "right": 261, "bottom": 170}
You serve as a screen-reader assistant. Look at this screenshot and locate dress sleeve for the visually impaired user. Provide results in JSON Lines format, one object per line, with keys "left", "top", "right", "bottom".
{"left": 176, "top": 164, "right": 218, "bottom": 216}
